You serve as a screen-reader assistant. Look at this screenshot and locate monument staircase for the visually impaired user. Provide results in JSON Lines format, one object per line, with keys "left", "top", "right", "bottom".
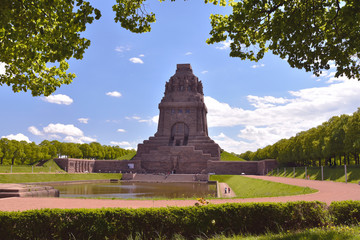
{"left": 131, "top": 173, "right": 199, "bottom": 182}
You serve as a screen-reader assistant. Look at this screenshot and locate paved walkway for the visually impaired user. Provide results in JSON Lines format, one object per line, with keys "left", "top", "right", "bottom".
{"left": 218, "top": 182, "right": 236, "bottom": 198}
{"left": 1, "top": 176, "right": 360, "bottom": 212}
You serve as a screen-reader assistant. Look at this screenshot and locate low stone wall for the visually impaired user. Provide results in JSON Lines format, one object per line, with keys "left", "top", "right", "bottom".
{"left": 257, "top": 159, "right": 278, "bottom": 175}
{"left": 207, "top": 159, "right": 278, "bottom": 175}
{"left": 54, "top": 158, "right": 141, "bottom": 173}
{"left": 54, "top": 158, "right": 95, "bottom": 173}
{"left": 207, "top": 161, "right": 258, "bottom": 175}
{"left": 93, "top": 160, "right": 141, "bottom": 173}
{"left": 54, "top": 158, "right": 277, "bottom": 175}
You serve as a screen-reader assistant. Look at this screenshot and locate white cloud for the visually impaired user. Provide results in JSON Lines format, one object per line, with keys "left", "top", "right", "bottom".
{"left": 106, "top": 91, "right": 122, "bottom": 97}
{"left": 63, "top": 136, "right": 96, "bottom": 143}
{"left": 129, "top": 57, "right": 144, "bottom": 64}
{"left": 251, "top": 63, "right": 265, "bottom": 69}
{"left": 117, "top": 129, "right": 126, "bottom": 133}
{"left": 28, "top": 126, "right": 43, "bottom": 136}
{"left": 110, "top": 141, "right": 131, "bottom": 147}
{"left": 29, "top": 123, "right": 96, "bottom": 143}
{"left": 126, "top": 116, "right": 140, "bottom": 120}
{"left": 216, "top": 39, "right": 233, "bottom": 50}
{"left": 1, "top": 133, "right": 31, "bottom": 143}
{"left": 49, "top": 134, "right": 61, "bottom": 139}
{"left": 247, "top": 95, "right": 291, "bottom": 108}
{"left": 78, "top": 118, "right": 89, "bottom": 124}
{"left": 139, "top": 54, "right": 145, "bottom": 57}
{"left": 0, "top": 62, "right": 6, "bottom": 75}
{"left": 212, "top": 133, "right": 252, "bottom": 154}
{"left": 151, "top": 115, "right": 159, "bottom": 124}
{"left": 43, "top": 123, "right": 84, "bottom": 136}
{"left": 115, "top": 46, "right": 130, "bottom": 52}
{"left": 110, "top": 141, "right": 137, "bottom": 150}
{"left": 63, "top": 136, "right": 81, "bottom": 143}
{"left": 79, "top": 136, "right": 97, "bottom": 142}
{"left": 41, "top": 94, "right": 73, "bottom": 105}
{"left": 127, "top": 115, "right": 158, "bottom": 124}
{"left": 185, "top": 52, "right": 192, "bottom": 55}
{"left": 201, "top": 70, "right": 208, "bottom": 74}
{"left": 206, "top": 79, "right": 360, "bottom": 153}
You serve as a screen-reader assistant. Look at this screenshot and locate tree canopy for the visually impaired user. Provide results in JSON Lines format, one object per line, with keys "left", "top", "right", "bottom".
{"left": 1, "top": 0, "right": 359, "bottom": 96}
{"left": 0, "top": 0, "right": 100, "bottom": 96}
{"left": 0, "top": 139, "right": 135, "bottom": 165}
{"left": 207, "top": 0, "right": 360, "bottom": 80}
{"left": 239, "top": 109, "right": 360, "bottom": 167}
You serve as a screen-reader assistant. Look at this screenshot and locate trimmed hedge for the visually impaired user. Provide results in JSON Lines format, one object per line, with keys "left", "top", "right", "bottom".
{"left": 0, "top": 201, "right": 328, "bottom": 240}
{"left": 330, "top": 201, "right": 360, "bottom": 225}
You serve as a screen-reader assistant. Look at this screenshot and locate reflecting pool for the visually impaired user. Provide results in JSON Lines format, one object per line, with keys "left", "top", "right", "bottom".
{"left": 52, "top": 182, "right": 217, "bottom": 199}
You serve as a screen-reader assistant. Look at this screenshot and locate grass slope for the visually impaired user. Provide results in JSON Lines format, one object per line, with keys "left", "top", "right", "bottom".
{"left": 0, "top": 159, "right": 64, "bottom": 173}
{"left": 0, "top": 173, "right": 122, "bottom": 183}
{"left": 269, "top": 165, "right": 360, "bottom": 184}
{"left": 116, "top": 151, "right": 137, "bottom": 160}
{"left": 221, "top": 151, "right": 245, "bottom": 161}
{"left": 210, "top": 175, "right": 316, "bottom": 198}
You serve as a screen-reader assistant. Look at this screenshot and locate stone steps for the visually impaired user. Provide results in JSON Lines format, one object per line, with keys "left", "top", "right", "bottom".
{"left": 0, "top": 184, "right": 59, "bottom": 198}
{"left": 131, "top": 174, "right": 197, "bottom": 182}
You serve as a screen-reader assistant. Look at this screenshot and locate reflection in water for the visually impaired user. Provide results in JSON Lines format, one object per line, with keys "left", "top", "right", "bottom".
{"left": 51, "top": 182, "right": 216, "bottom": 199}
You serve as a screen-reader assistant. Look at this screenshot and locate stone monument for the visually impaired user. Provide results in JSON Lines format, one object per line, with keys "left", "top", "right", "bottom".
{"left": 133, "top": 64, "right": 221, "bottom": 173}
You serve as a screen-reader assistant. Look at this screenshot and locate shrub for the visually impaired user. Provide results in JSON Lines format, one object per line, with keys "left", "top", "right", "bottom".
{"left": 0, "top": 201, "right": 328, "bottom": 239}
{"left": 329, "top": 201, "right": 360, "bottom": 225}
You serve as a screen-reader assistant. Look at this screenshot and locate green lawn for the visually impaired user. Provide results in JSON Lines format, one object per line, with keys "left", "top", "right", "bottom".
{"left": 210, "top": 175, "right": 316, "bottom": 198}
{"left": 269, "top": 165, "right": 360, "bottom": 184}
{"left": 0, "top": 173, "right": 122, "bottom": 183}
{"left": 0, "top": 159, "right": 64, "bottom": 173}
{"left": 205, "top": 225, "right": 360, "bottom": 240}
{"left": 220, "top": 151, "right": 246, "bottom": 161}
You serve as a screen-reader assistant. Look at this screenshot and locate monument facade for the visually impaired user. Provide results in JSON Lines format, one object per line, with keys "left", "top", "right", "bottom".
{"left": 133, "top": 64, "right": 221, "bottom": 173}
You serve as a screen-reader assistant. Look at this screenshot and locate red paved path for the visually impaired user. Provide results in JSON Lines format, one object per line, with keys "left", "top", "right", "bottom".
{"left": 1, "top": 176, "right": 359, "bottom": 212}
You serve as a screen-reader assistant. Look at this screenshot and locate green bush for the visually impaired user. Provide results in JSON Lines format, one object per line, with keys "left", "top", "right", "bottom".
{"left": 0, "top": 201, "right": 328, "bottom": 240}
{"left": 330, "top": 201, "right": 360, "bottom": 225}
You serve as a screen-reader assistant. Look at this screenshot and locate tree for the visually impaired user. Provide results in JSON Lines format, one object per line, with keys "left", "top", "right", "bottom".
{"left": 0, "top": 0, "right": 100, "bottom": 96}
{"left": 344, "top": 109, "right": 360, "bottom": 164}
{"left": 207, "top": 0, "right": 360, "bottom": 80}
{"left": 2, "top": 1, "right": 360, "bottom": 96}
{"left": 0, "top": 138, "right": 10, "bottom": 165}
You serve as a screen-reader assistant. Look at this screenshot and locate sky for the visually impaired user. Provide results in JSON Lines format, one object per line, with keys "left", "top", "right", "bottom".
{"left": 1, "top": 1, "right": 360, "bottom": 154}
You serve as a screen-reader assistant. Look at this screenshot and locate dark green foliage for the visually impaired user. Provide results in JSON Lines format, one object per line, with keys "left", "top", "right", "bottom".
{"left": 240, "top": 109, "right": 360, "bottom": 167}
{"left": 0, "top": 201, "right": 328, "bottom": 239}
{"left": 0, "top": 139, "right": 135, "bottom": 165}
{"left": 0, "top": 0, "right": 100, "bottom": 96}
{"left": 330, "top": 201, "right": 360, "bottom": 226}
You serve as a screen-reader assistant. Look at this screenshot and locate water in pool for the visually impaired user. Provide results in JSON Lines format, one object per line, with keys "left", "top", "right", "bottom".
{"left": 52, "top": 182, "right": 217, "bottom": 199}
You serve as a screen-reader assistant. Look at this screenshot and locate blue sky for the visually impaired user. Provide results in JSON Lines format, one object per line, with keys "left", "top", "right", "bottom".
{"left": 1, "top": 1, "right": 360, "bottom": 154}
